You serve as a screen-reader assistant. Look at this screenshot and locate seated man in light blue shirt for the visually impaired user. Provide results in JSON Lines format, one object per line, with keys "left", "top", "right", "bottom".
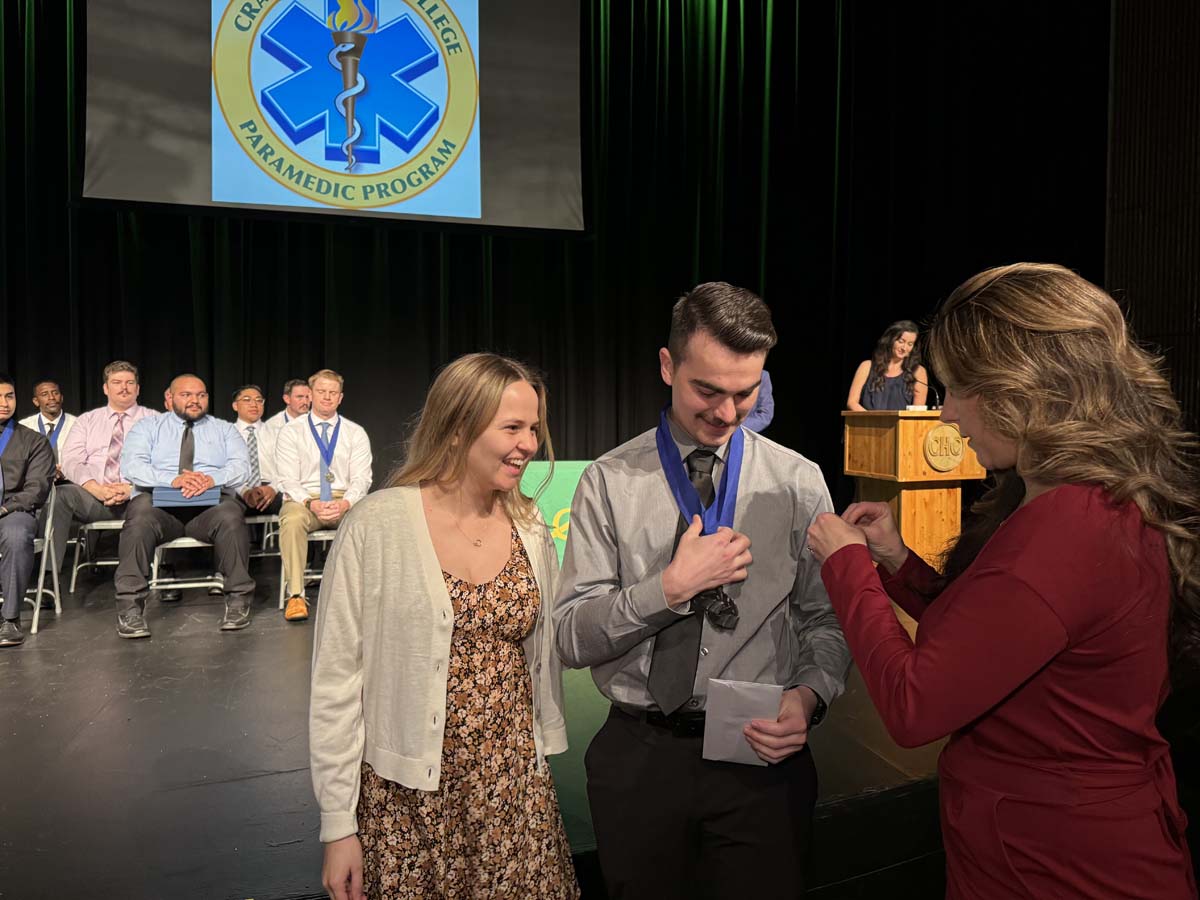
{"left": 115, "top": 374, "right": 254, "bottom": 638}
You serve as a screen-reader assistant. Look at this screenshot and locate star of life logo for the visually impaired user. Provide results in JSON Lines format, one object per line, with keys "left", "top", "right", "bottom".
{"left": 212, "top": 0, "right": 478, "bottom": 212}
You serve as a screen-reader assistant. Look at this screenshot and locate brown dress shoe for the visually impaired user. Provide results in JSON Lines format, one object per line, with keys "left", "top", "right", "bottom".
{"left": 284, "top": 595, "right": 309, "bottom": 622}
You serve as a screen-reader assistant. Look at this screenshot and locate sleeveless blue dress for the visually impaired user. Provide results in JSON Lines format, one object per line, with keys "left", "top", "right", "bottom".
{"left": 861, "top": 374, "right": 913, "bottom": 410}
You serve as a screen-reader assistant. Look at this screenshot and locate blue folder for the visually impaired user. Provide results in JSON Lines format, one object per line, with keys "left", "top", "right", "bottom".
{"left": 151, "top": 486, "right": 221, "bottom": 508}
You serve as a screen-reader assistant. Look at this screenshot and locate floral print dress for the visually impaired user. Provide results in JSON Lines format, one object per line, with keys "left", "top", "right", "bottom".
{"left": 356, "top": 526, "right": 580, "bottom": 899}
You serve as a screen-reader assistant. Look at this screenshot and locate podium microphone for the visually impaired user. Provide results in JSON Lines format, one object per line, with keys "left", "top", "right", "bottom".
{"left": 916, "top": 380, "right": 942, "bottom": 409}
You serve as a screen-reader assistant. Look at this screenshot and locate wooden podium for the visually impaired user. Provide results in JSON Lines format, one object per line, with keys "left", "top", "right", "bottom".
{"left": 842, "top": 411, "right": 987, "bottom": 569}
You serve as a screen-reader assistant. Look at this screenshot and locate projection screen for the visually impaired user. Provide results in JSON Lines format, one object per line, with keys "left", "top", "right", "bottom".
{"left": 84, "top": 0, "right": 583, "bottom": 230}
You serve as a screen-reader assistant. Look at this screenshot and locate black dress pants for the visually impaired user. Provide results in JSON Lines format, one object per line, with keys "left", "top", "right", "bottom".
{"left": 585, "top": 706, "right": 817, "bottom": 900}
{"left": 114, "top": 493, "right": 254, "bottom": 612}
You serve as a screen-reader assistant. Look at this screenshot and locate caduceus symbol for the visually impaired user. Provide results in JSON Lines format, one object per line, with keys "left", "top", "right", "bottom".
{"left": 326, "top": 0, "right": 378, "bottom": 172}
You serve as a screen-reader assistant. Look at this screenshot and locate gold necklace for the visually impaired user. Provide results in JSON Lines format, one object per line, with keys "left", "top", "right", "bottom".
{"left": 449, "top": 493, "right": 496, "bottom": 548}
{"left": 453, "top": 518, "right": 486, "bottom": 548}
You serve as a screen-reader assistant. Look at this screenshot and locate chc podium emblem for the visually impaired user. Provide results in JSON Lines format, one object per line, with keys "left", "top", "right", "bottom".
{"left": 923, "top": 423, "right": 965, "bottom": 473}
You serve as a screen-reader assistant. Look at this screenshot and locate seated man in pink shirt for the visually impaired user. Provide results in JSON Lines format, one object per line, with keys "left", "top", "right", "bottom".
{"left": 52, "top": 361, "right": 159, "bottom": 572}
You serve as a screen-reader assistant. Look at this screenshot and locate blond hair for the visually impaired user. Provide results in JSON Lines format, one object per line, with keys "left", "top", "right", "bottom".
{"left": 308, "top": 368, "right": 344, "bottom": 389}
{"left": 387, "top": 353, "right": 554, "bottom": 526}
{"left": 929, "top": 263, "right": 1200, "bottom": 677}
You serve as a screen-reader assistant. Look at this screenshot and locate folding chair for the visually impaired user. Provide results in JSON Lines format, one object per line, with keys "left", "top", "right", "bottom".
{"left": 245, "top": 513, "right": 281, "bottom": 559}
{"left": 70, "top": 519, "right": 126, "bottom": 593}
{"left": 24, "top": 485, "right": 63, "bottom": 634}
{"left": 278, "top": 530, "right": 337, "bottom": 608}
{"left": 150, "top": 538, "right": 225, "bottom": 593}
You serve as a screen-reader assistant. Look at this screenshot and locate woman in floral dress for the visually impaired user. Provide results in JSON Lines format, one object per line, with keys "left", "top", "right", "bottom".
{"left": 310, "top": 353, "right": 579, "bottom": 900}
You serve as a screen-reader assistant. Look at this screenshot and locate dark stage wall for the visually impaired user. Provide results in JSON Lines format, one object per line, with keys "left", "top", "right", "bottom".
{"left": 1108, "top": 0, "right": 1200, "bottom": 429}
{"left": 3, "top": 1, "right": 1113, "bottom": 492}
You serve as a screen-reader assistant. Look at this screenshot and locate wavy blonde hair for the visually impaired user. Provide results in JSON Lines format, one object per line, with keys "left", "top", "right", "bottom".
{"left": 928, "top": 263, "right": 1200, "bottom": 679}
{"left": 386, "top": 353, "right": 554, "bottom": 526}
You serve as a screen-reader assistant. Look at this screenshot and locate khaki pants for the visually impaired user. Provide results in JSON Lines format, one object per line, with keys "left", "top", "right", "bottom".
{"left": 279, "top": 492, "right": 343, "bottom": 597}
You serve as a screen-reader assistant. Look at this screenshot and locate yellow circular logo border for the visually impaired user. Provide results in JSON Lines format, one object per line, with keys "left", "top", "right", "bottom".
{"left": 923, "top": 423, "right": 965, "bottom": 473}
{"left": 213, "top": 0, "right": 478, "bottom": 210}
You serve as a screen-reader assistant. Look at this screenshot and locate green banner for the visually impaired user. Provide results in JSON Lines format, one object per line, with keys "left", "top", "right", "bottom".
{"left": 522, "top": 461, "right": 609, "bottom": 853}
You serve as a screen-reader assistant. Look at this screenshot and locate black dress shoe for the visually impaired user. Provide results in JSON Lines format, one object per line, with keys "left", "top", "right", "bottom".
{"left": 39, "top": 595, "right": 56, "bottom": 610}
{"left": 0, "top": 620, "right": 24, "bottom": 647}
{"left": 116, "top": 610, "right": 151, "bottom": 639}
{"left": 219, "top": 603, "right": 251, "bottom": 631}
{"left": 159, "top": 588, "right": 182, "bottom": 602}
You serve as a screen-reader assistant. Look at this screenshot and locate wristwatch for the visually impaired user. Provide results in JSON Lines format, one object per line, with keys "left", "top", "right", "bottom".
{"left": 809, "top": 694, "right": 828, "bottom": 727}
{"left": 788, "top": 684, "right": 828, "bottom": 727}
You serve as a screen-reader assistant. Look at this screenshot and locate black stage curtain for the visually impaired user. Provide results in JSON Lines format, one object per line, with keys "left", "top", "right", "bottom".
{"left": 2, "top": 1, "right": 1111, "bottom": 492}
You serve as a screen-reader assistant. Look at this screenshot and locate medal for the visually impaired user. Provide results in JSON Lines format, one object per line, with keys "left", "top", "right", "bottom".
{"left": 656, "top": 406, "right": 745, "bottom": 630}
{"left": 325, "top": 471, "right": 335, "bottom": 483}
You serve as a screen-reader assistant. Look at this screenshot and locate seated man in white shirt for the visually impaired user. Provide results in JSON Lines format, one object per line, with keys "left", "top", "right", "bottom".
{"left": 19, "top": 380, "right": 77, "bottom": 479}
{"left": 274, "top": 369, "right": 372, "bottom": 622}
{"left": 231, "top": 384, "right": 282, "bottom": 516}
{"left": 263, "top": 379, "right": 312, "bottom": 434}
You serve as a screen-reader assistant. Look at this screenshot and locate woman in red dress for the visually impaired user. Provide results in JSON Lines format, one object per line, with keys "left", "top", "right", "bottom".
{"left": 809, "top": 263, "right": 1198, "bottom": 899}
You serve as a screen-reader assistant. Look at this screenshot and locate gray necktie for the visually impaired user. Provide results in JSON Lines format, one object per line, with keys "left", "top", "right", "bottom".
{"left": 646, "top": 449, "right": 717, "bottom": 715}
{"left": 246, "top": 426, "right": 261, "bottom": 485}
{"left": 178, "top": 421, "right": 195, "bottom": 473}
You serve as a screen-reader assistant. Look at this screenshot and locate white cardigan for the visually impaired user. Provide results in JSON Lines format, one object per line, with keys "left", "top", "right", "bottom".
{"left": 309, "top": 485, "right": 568, "bottom": 843}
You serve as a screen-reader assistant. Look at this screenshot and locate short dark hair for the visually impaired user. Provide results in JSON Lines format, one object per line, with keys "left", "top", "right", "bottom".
{"left": 231, "top": 384, "right": 264, "bottom": 401}
{"left": 32, "top": 380, "right": 61, "bottom": 394}
{"left": 0, "top": 373, "right": 14, "bottom": 390}
{"left": 667, "top": 282, "right": 777, "bottom": 362}
{"left": 282, "top": 378, "right": 308, "bottom": 395}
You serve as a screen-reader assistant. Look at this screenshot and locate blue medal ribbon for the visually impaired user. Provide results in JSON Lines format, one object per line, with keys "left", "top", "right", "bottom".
{"left": 654, "top": 406, "right": 744, "bottom": 534}
{"left": 39, "top": 415, "right": 65, "bottom": 449}
{"left": 308, "top": 414, "right": 341, "bottom": 465}
{"left": 0, "top": 419, "right": 14, "bottom": 494}
{"left": 0, "top": 419, "right": 14, "bottom": 459}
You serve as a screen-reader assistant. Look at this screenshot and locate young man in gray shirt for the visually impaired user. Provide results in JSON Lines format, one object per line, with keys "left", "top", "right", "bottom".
{"left": 556, "top": 282, "right": 851, "bottom": 899}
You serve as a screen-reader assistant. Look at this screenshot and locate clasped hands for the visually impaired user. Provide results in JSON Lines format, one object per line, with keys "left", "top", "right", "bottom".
{"left": 83, "top": 480, "right": 133, "bottom": 506}
{"left": 309, "top": 498, "right": 350, "bottom": 525}
{"left": 242, "top": 485, "right": 277, "bottom": 511}
{"left": 171, "top": 470, "right": 216, "bottom": 498}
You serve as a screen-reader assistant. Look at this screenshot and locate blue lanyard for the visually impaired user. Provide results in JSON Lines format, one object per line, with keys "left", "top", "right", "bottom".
{"left": 654, "top": 407, "right": 744, "bottom": 534}
{"left": 0, "top": 419, "right": 14, "bottom": 460}
{"left": 39, "top": 415, "right": 64, "bottom": 449}
{"left": 307, "top": 414, "right": 341, "bottom": 467}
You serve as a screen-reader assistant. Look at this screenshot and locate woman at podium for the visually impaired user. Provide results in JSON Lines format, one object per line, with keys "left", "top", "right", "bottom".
{"left": 845, "top": 319, "right": 930, "bottom": 410}
{"left": 810, "top": 264, "right": 1197, "bottom": 899}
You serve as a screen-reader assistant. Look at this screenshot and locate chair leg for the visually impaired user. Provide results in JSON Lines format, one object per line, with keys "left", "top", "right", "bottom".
{"left": 70, "top": 530, "right": 83, "bottom": 593}
{"left": 32, "top": 544, "right": 49, "bottom": 635}
{"left": 278, "top": 554, "right": 286, "bottom": 609}
{"left": 151, "top": 546, "right": 161, "bottom": 588}
{"left": 50, "top": 543, "right": 62, "bottom": 615}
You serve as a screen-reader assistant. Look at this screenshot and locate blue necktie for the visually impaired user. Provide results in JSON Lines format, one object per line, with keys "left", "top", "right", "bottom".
{"left": 318, "top": 422, "right": 333, "bottom": 501}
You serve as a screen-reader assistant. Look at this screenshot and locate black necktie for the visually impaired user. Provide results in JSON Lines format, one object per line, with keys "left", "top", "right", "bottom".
{"left": 647, "top": 449, "right": 718, "bottom": 715}
{"left": 178, "top": 421, "right": 195, "bottom": 473}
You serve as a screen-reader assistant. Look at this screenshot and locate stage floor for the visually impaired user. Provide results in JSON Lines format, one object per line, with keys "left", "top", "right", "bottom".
{"left": 1, "top": 555, "right": 946, "bottom": 899}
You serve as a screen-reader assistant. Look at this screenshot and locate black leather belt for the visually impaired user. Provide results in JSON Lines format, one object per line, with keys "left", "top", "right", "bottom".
{"left": 613, "top": 705, "right": 706, "bottom": 738}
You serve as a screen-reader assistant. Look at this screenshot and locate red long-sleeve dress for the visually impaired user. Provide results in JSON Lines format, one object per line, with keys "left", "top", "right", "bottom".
{"left": 821, "top": 483, "right": 1196, "bottom": 899}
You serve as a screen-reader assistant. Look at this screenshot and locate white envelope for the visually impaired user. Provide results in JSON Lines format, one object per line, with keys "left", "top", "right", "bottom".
{"left": 702, "top": 678, "right": 783, "bottom": 767}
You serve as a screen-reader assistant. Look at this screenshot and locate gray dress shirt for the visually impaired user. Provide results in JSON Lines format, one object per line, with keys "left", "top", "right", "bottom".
{"left": 555, "top": 417, "right": 851, "bottom": 714}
